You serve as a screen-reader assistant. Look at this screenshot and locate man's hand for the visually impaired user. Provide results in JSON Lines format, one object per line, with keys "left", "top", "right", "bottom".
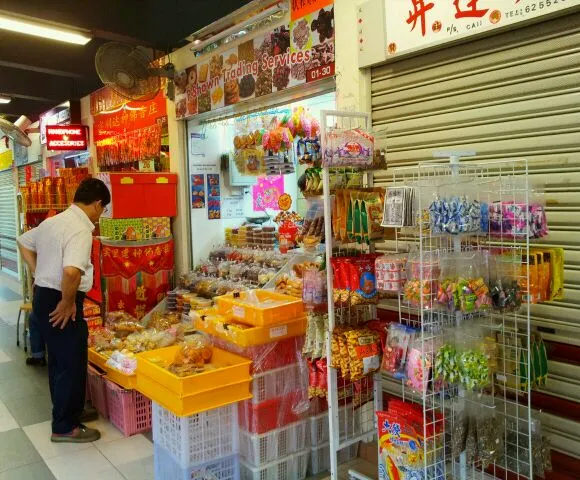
{"left": 49, "top": 300, "right": 76, "bottom": 329}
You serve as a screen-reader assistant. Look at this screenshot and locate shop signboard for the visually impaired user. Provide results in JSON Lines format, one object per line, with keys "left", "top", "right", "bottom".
{"left": 384, "top": 0, "right": 579, "bottom": 58}
{"left": 291, "top": 0, "right": 334, "bottom": 20}
{"left": 39, "top": 103, "right": 72, "bottom": 145}
{"left": 175, "top": 3, "right": 335, "bottom": 120}
{"left": 46, "top": 125, "right": 89, "bottom": 151}
{"left": 92, "top": 90, "right": 167, "bottom": 143}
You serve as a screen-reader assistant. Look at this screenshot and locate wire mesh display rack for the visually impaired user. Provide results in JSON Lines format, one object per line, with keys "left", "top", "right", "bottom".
{"left": 385, "top": 159, "right": 534, "bottom": 480}
{"left": 321, "top": 110, "right": 382, "bottom": 479}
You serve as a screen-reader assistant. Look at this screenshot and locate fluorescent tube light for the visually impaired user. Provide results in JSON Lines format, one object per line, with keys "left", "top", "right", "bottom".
{"left": 0, "top": 96, "right": 11, "bottom": 104}
{"left": 0, "top": 12, "right": 92, "bottom": 45}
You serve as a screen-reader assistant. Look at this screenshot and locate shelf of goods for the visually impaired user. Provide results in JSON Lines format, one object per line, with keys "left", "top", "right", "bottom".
{"left": 319, "top": 110, "right": 383, "bottom": 480}
{"left": 373, "top": 159, "right": 550, "bottom": 480}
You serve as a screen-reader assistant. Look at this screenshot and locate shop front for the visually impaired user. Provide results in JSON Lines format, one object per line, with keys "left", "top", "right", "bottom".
{"left": 171, "top": 0, "right": 337, "bottom": 268}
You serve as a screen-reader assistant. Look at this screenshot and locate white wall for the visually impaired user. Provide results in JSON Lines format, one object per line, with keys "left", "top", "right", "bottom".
{"left": 334, "top": 0, "right": 372, "bottom": 112}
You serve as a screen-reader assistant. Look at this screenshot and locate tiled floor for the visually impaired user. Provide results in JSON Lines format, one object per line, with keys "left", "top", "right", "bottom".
{"left": 0, "top": 273, "right": 154, "bottom": 480}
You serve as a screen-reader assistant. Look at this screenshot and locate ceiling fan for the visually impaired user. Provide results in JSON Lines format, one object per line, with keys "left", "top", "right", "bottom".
{"left": 0, "top": 116, "right": 32, "bottom": 148}
{"left": 95, "top": 42, "right": 176, "bottom": 101}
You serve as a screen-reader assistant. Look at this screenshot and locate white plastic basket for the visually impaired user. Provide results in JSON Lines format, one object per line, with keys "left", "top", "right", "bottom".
{"left": 154, "top": 444, "right": 240, "bottom": 480}
{"left": 309, "top": 405, "right": 361, "bottom": 447}
{"left": 152, "top": 402, "right": 239, "bottom": 468}
{"left": 239, "top": 420, "right": 308, "bottom": 466}
{"left": 308, "top": 442, "right": 360, "bottom": 476}
{"left": 250, "top": 363, "right": 308, "bottom": 404}
{"left": 240, "top": 450, "right": 309, "bottom": 480}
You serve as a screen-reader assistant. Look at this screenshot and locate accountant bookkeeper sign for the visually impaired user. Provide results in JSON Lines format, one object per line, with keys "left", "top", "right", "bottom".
{"left": 385, "top": 0, "right": 578, "bottom": 57}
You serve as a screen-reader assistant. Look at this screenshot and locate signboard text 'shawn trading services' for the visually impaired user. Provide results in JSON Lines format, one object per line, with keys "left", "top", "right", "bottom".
{"left": 175, "top": 3, "right": 335, "bottom": 120}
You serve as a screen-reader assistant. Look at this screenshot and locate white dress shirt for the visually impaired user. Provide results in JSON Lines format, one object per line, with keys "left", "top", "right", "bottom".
{"left": 18, "top": 204, "right": 95, "bottom": 293}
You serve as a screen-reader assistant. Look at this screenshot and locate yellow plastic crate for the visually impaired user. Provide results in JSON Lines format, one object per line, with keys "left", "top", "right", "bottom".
{"left": 193, "top": 313, "right": 307, "bottom": 347}
{"left": 215, "top": 290, "right": 305, "bottom": 327}
{"left": 136, "top": 345, "right": 252, "bottom": 397}
{"left": 88, "top": 348, "right": 108, "bottom": 370}
{"left": 106, "top": 367, "right": 138, "bottom": 390}
{"left": 88, "top": 348, "right": 138, "bottom": 389}
{"left": 137, "top": 372, "right": 251, "bottom": 417}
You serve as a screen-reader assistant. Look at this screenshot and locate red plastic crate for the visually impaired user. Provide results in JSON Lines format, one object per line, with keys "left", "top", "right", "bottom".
{"left": 87, "top": 364, "right": 108, "bottom": 419}
{"left": 105, "top": 379, "right": 152, "bottom": 436}
{"left": 211, "top": 336, "right": 305, "bottom": 374}
{"left": 238, "top": 392, "right": 309, "bottom": 434}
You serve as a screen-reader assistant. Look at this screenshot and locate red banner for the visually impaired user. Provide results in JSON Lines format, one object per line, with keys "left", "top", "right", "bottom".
{"left": 87, "top": 238, "right": 102, "bottom": 303}
{"left": 92, "top": 90, "right": 167, "bottom": 143}
{"left": 101, "top": 239, "right": 174, "bottom": 279}
{"left": 104, "top": 271, "right": 172, "bottom": 320}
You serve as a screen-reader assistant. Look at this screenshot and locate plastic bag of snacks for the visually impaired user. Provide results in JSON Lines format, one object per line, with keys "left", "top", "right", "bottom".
{"left": 403, "top": 254, "right": 440, "bottom": 309}
{"left": 436, "top": 251, "right": 491, "bottom": 313}
{"left": 323, "top": 127, "right": 374, "bottom": 168}
{"left": 457, "top": 329, "right": 492, "bottom": 391}
{"left": 105, "top": 311, "right": 144, "bottom": 338}
{"left": 381, "top": 323, "right": 415, "bottom": 379}
{"left": 303, "top": 312, "right": 328, "bottom": 359}
{"left": 167, "top": 334, "right": 212, "bottom": 377}
{"left": 489, "top": 253, "right": 523, "bottom": 313}
{"left": 375, "top": 254, "right": 407, "bottom": 293}
{"left": 476, "top": 406, "right": 504, "bottom": 469}
{"left": 429, "top": 189, "right": 482, "bottom": 235}
{"left": 405, "top": 337, "right": 431, "bottom": 394}
{"left": 344, "top": 328, "right": 381, "bottom": 381}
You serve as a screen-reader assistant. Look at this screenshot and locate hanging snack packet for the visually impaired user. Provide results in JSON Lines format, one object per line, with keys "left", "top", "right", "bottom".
{"left": 377, "top": 411, "right": 425, "bottom": 480}
{"left": 363, "top": 189, "right": 385, "bottom": 241}
{"left": 352, "top": 255, "right": 379, "bottom": 305}
{"left": 382, "top": 323, "right": 414, "bottom": 378}
{"left": 406, "top": 338, "right": 431, "bottom": 394}
{"left": 345, "top": 329, "right": 381, "bottom": 381}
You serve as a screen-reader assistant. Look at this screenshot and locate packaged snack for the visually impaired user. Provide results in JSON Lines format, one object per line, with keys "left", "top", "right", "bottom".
{"left": 377, "top": 410, "right": 427, "bottom": 480}
{"left": 489, "top": 254, "right": 523, "bottom": 312}
{"left": 404, "top": 255, "right": 440, "bottom": 309}
{"left": 376, "top": 254, "right": 407, "bottom": 293}
{"left": 476, "top": 407, "right": 504, "bottom": 468}
{"left": 344, "top": 328, "right": 381, "bottom": 381}
{"left": 168, "top": 334, "right": 213, "bottom": 377}
{"left": 323, "top": 127, "right": 374, "bottom": 168}
{"left": 381, "top": 323, "right": 414, "bottom": 378}
{"left": 405, "top": 338, "right": 431, "bottom": 393}
{"left": 429, "top": 193, "right": 481, "bottom": 235}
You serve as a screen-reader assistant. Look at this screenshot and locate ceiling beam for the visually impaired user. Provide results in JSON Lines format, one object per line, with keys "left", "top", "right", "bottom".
{"left": 0, "top": 97, "right": 63, "bottom": 122}
{"left": 0, "top": 30, "right": 100, "bottom": 78}
{"left": 0, "top": 66, "right": 86, "bottom": 102}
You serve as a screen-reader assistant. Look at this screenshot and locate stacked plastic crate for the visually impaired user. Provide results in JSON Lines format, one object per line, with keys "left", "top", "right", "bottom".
{"left": 152, "top": 402, "right": 240, "bottom": 480}
{"left": 195, "top": 291, "right": 311, "bottom": 480}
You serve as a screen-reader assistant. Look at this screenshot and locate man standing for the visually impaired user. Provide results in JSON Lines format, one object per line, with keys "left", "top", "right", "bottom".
{"left": 18, "top": 178, "right": 111, "bottom": 443}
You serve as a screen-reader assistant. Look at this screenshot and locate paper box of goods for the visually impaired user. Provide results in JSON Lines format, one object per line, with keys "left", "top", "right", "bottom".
{"left": 191, "top": 310, "right": 307, "bottom": 347}
{"left": 96, "top": 172, "right": 178, "bottom": 219}
{"left": 100, "top": 217, "right": 171, "bottom": 241}
{"left": 137, "top": 340, "right": 252, "bottom": 416}
{"left": 216, "top": 290, "right": 304, "bottom": 327}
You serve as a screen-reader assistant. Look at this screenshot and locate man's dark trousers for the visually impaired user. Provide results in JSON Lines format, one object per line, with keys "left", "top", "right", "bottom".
{"left": 33, "top": 286, "right": 87, "bottom": 434}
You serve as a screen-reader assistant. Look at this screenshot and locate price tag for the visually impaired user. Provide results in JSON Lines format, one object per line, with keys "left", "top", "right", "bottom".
{"left": 269, "top": 325, "right": 288, "bottom": 339}
{"left": 232, "top": 306, "right": 245, "bottom": 319}
{"left": 306, "top": 63, "right": 335, "bottom": 83}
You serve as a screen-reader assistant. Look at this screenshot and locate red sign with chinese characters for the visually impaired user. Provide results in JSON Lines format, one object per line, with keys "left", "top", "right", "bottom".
{"left": 92, "top": 90, "right": 167, "bottom": 143}
{"left": 291, "top": 0, "right": 334, "bottom": 20}
{"left": 46, "top": 125, "right": 88, "bottom": 151}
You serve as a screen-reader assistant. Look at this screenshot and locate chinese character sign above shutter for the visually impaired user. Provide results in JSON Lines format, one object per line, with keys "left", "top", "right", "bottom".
{"left": 384, "top": 0, "right": 580, "bottom": 58}
{"left": 174, "top": 4, "right": 335, "bottom": 120}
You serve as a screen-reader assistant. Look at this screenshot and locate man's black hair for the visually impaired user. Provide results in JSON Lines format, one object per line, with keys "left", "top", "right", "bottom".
{"left": 73, "top": 178, "right": 111, "bottom": 206}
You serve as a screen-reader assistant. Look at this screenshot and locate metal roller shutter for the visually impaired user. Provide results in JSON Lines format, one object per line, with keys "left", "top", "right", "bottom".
{"left": 370, "top": 11, "right": 580, "bottom": 460}
{"left": 0, "top": 168, "right": 18, "bottom": 275}
{"left": 17, "top": 162, "right": 41, "bottom": 186}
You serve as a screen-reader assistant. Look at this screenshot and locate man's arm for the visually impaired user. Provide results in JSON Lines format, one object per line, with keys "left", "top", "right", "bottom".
{"left": 17, "top": 228, "right": 37, "bottom": 274}
{"left": 49, "top": 230, "right": 92, "bottom": 329}
{"left": 49, "top": 267, "right": 81, "bottom": 329}
{"left": 17, "top": 244, "right": 37, "bottom": 276}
